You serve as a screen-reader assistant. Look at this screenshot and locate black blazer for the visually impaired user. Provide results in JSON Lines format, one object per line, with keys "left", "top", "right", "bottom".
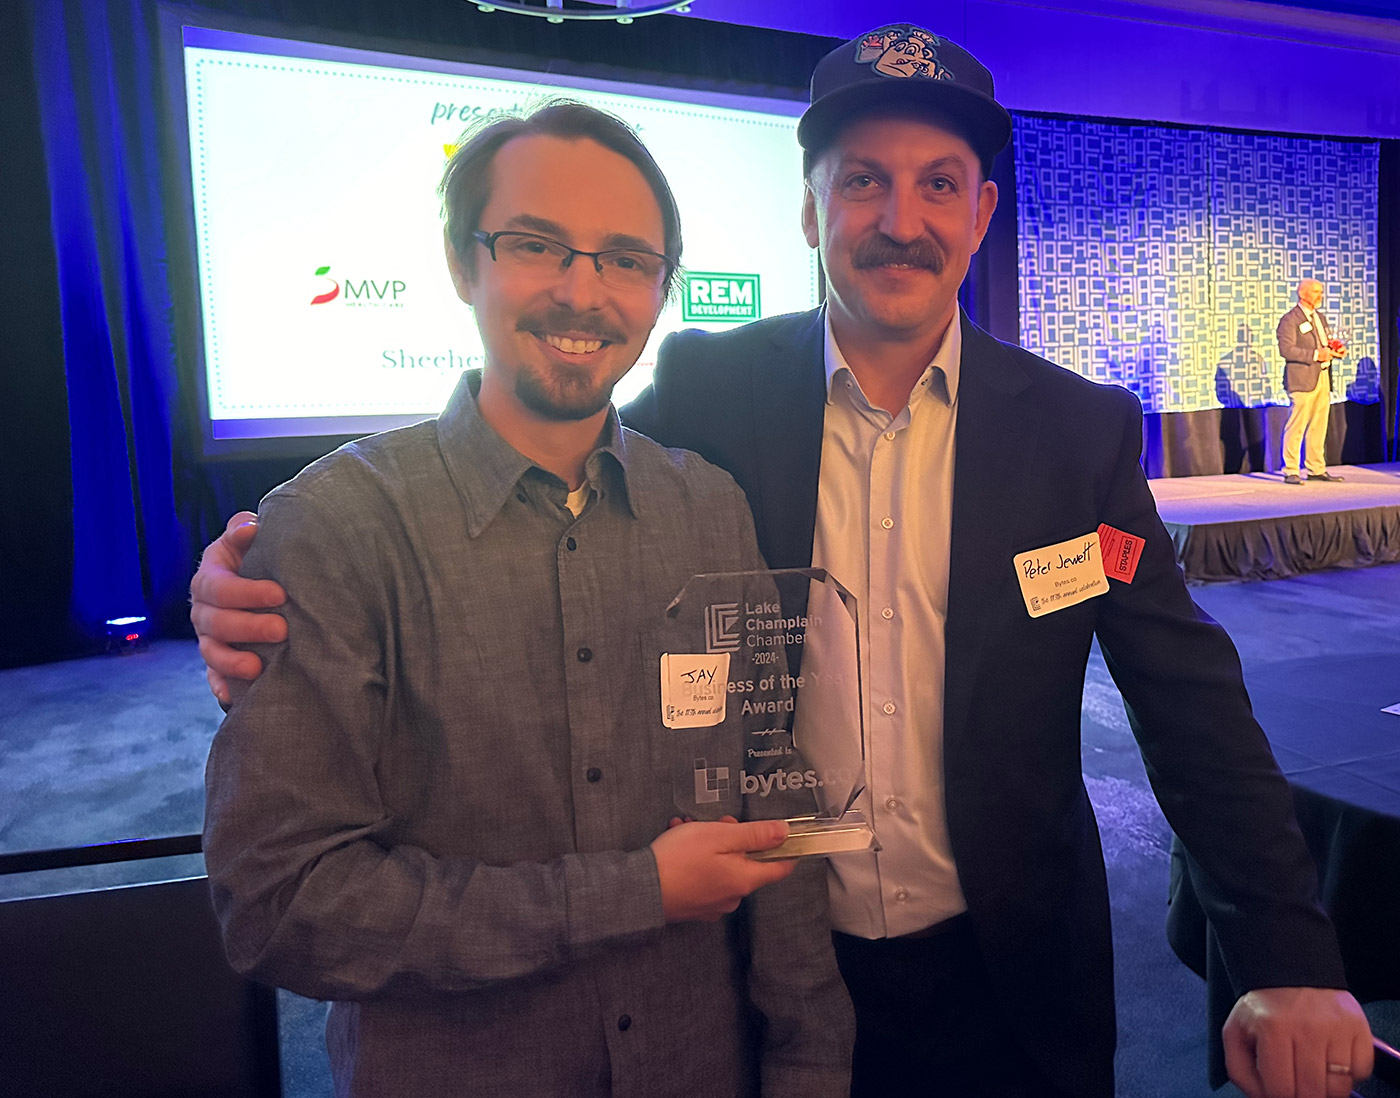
{"left": 623, "top": 308, "right": 1345, "bottom": 1097}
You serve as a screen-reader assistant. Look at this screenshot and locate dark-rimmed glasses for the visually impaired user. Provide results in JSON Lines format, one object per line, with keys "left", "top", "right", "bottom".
{"left": 472, "top": 230, "right": 672, "bottom": 291}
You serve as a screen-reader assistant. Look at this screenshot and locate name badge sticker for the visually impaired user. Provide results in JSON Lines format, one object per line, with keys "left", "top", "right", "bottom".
{"left": 1014, "top": 533, "right": 1109, "bottom": 619}
{"left": 1097, "top": 523, "right": 1145, "bottom": 583}
{"left": 1299, "top": 321, "right": 1313, "bottom": 334}
{"left": 660, "top": 652, "right": 731, "bottom": 728}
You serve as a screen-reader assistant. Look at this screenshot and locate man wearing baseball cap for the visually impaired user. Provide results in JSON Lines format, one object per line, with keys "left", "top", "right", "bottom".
{"left": 635, "top": 26, "right": 1370, "bottom": 1098}
{"left": 193, "top": 24, "right": 1371, "bottom": 1098}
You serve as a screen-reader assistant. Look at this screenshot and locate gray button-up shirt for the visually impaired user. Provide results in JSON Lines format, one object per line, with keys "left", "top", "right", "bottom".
{"left": 204, "top": 373, "right": 853, "bottom": 1098}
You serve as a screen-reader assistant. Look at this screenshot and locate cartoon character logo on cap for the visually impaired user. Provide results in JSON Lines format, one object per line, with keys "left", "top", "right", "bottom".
{"left": 856, "top": 25, "right": 951, "bottom": 81}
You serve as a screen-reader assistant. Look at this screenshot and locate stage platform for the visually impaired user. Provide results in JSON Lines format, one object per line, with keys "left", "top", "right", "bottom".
{"left": 1150, "top": 462, "right": 1400, "bottom": 582}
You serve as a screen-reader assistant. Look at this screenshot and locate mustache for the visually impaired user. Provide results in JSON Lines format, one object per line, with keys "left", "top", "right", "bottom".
{"left": 517, "top": 307, "right": 626, "bottom": 345}
{"left": 851, "top": 235, "right": 945, "bottom": 274}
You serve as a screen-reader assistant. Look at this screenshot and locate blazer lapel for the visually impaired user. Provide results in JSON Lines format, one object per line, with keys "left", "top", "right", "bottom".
{"left": 749, "top": 310, "right": 827, "bottom": 569}
{"left": 1304, "top": 307, "right": 1323, "bottom": 348}
{"left": 943, "top": 318, "right": 1040, "bottom": 752}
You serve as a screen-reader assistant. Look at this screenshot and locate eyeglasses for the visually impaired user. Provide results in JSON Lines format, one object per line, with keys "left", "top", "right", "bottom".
{"left": 472, "top": 230, "right": 673, "bottom": 291}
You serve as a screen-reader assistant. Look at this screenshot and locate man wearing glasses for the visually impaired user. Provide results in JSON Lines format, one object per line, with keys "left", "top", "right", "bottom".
{"left": 201, "top": 101, "right": 853, "bottom": 1098}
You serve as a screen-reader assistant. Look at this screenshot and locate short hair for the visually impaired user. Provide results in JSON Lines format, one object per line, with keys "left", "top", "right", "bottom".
{"left": 439, "top": 99, "right": 683, "bottom": 299}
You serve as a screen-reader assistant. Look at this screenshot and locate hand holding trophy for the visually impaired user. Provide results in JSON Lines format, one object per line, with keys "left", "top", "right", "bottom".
{"left": 657, "top": 568, "right": 877, "bottom": 861}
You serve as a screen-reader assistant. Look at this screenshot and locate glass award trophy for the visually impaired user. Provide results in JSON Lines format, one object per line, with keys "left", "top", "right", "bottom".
{"left": 657, "top": 568, "right": 875, "bottom": 860}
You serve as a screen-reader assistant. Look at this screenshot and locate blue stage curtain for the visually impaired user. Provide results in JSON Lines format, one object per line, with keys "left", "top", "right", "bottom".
{"left": 27, "top": 0, "right": 191, "bottom": 639}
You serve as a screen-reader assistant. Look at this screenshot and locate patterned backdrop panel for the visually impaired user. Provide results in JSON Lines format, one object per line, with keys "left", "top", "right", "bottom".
{"left": 1015, "top": 117, "right": 1380, "bottom": 413}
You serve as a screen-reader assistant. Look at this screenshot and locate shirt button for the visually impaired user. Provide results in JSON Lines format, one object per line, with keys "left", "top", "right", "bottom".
{"left": 880, "top": 516, "right": 894, "bottom": 530}
{"left": 577, "top": 647, "right": 593, "bottom": 663}
{"left": 617, "top": 1014, "right": 632, "bottom": 1032}
{"left": 586, "top": 767, "right": 602, "bottom": 783}
{"left": 884, "top": 796, "right": 899, "bottom": 812}
{"left": 566, "top": 536, "right": 577, "bottom": 551}
{"left": 880, "top": 607, "right": 894, "bottom": 620}
{"left": 882, "top": 701, "right": 896, "bottom": 716}
{"left": 884, "top": 430, "right": 896, "bottom": 442}
{"left": 516, "top": 492, "right": 528, "bottom": 504}
{"left": 894, "top": 888, "right": 909, "bottom": 903}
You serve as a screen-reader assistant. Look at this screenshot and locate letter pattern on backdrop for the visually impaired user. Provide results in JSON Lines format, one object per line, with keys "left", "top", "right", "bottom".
{"left": 1014, "top": 116, "right": 1380, "bottom": 413}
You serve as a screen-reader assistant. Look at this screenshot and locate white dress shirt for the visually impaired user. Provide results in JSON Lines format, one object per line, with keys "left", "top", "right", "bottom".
{"left": 813, "top": 308, "right": 968, "bottom": 939}
{"left": 1302, "top": 307, "right": 1330, "bottom": 361}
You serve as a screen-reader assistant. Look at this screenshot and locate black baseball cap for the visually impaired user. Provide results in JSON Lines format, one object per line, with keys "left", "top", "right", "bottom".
{"left": 798, "top": 25, "right": 1012, "bottom": 173}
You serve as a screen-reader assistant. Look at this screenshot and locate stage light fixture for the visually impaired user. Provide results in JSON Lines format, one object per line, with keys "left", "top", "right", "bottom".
{"left": 465, "top": 0, "right": 693, "bottom": 25}
{"left": 105, "top": 615, "right": 149, "bottom": 654}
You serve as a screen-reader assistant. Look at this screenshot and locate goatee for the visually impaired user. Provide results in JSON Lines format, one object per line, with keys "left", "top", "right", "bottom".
{"left": 515, "top": 366, "right": 614, "bottom": 422}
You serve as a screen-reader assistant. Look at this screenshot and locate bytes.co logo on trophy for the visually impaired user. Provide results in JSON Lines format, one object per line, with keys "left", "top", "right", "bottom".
{"left": 692, "top": 758, "right": 731, "bottom": 805}
{"left": 681, "top": 272, "right": 760, "bottom": 323}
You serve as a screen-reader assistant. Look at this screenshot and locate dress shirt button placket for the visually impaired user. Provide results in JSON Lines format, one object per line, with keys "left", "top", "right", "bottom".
{"left": 867, "top": 424, "right": 900, "bottom": 859}
{"left": 558, "top": 510, "right": 610, "bottom": 853}
{"left": 560, "top": 533, "right": 594, "bottom": 662}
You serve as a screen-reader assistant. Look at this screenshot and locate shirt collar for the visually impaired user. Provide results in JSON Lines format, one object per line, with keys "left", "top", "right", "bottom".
{"left": 821, "top": 304, "right": 962, "bottom": 411}
{"left": 436, "top": 371, "right": 639, "bottom": 538}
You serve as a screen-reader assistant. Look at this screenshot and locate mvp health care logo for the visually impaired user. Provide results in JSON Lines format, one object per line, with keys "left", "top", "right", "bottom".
{"left": 309, "top": 265, "right": 406, "bottom": 307}
{"left": 682, "top": 272, "right": 760, "bottom": 323}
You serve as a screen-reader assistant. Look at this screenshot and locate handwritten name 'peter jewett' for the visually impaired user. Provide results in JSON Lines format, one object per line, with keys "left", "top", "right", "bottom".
{"left": 1021, "top": 539, "right": 1096, "bottom": 580}
{"left": 1058, "top": 540, "right": 1096, "bottom": 568}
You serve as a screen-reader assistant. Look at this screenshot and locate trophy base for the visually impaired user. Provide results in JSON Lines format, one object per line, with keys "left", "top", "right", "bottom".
{"left": 750, "top": 812, "right": 876, "bottom": 861}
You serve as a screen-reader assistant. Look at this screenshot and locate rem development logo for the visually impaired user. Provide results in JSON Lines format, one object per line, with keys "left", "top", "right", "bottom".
{"left": 309, "top": 265, "right": 406, "bottom": 308}
{"left": 705, "top": 602, "right": 742, "bottom": 653}
{"left": 682, "top": 272, "right": 761, "bottom": 324}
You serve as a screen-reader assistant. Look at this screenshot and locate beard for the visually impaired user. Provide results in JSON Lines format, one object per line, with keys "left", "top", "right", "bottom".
{"left": 513, "top": 362, "right": 618, "bottom": 422}
{"left": 512, "top": 306, "right": 630, "bottom": 421}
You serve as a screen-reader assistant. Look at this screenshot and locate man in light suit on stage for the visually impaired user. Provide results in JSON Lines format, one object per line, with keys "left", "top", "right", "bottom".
{"left": 1278, "top": 278, "right": 1345, "bottom": 484}
{"left": 191, "top": 24, "right": 1373, "bottom": 1098}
